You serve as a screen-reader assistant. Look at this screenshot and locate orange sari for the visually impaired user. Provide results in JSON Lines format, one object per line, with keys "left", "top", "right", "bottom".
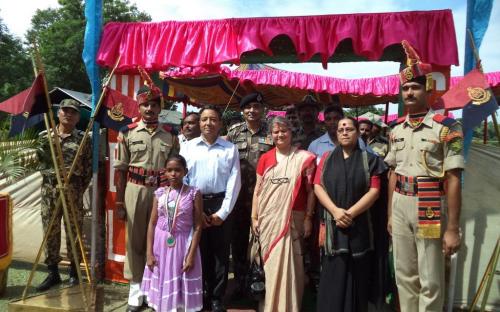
{"left": 256, "top": 147, "right": 316, "bottom": 312}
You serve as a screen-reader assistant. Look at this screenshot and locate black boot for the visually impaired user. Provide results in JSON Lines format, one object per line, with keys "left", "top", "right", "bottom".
{"left": 36, "top": 264, "right": 61, "bottom": 291}
{"left": 68, "top": 263, "right": 79, "bottom": 286}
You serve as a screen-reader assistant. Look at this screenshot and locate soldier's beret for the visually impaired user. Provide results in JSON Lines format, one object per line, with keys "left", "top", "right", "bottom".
{"left": 240, "top": 92, "right": 264, "bottom": 109}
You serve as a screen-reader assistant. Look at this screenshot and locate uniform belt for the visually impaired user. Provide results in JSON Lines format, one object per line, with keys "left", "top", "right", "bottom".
{"left": 395, "top": 174, "right": 444, "bottom": 197}
{"left": 127, "top": 167, "right": 167, "bottom": 187}
{"left": 202, "top": 192, "right": 226, "bottom": 200}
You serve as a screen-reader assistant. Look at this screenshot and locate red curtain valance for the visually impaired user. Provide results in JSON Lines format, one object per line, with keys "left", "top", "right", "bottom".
{"left": 97, "top": 10, "right": 459, "bottom": 71}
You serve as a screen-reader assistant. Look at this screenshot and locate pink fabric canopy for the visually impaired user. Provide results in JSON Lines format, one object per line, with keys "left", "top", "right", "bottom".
{"left": 162, "top": 62, "right": 500, "bottom": 108}
{"left": 97, "top": 10, "right": 459, "bottom": 71}
{"left": 219, "top": 67, "right": 500, "bottom": 97}
{"left": 266, "top": 111, "right": 455, "bottom": 123}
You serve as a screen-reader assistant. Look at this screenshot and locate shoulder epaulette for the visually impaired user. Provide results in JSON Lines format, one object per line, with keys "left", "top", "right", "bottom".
{"left": 433, "top": 114, "right": 457, "bottom": 127}
{"left": 228, "top": 121, "right": 245, "bottom": 132}
{"left": 389, "top": 116, "right": 406, "bottom": 128}
{"left": 162, "top": 124, "right": 173, "bottom": 132}
{"left": 120, "top": 122, "right": 138, "bottom": 133}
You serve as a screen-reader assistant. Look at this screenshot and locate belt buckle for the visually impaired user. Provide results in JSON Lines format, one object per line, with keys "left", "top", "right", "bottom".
{"left": 145, "top": 175, "right": 157, "bottom": 186}
{"left": 403, "top": 182, "right": 414, "bottom": 193}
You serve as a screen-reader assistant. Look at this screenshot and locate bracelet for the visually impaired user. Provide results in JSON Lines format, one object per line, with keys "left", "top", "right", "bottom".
{"left": 115, "top": 201, "right": 124, "bottom": 206}
{"left": 251, "top": 215, "right": 258, "bottom": 220}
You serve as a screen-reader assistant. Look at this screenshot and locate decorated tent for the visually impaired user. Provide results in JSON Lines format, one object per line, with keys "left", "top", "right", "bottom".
{"left": 97, "top": 10, "right": 458, "bottom": 70}
{"left": 161, "top": 64, "right": 500, "bottom": 109}
{"left": 95, "top": 10, "right": 461, "bottom": 284}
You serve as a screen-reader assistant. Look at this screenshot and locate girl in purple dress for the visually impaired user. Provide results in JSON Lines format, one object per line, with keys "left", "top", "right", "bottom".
{"left": 141, "top": 155, "right": 203, "bottom": 312}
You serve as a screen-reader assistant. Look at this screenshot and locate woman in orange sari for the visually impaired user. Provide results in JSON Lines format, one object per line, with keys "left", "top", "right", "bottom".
{"left": 251, "top": 116, "right": 316, "bottom": 312}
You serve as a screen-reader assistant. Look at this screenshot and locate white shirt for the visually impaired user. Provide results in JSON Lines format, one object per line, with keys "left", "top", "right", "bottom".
{"left": 180, "top": 136, "right": 241, "bottom": 220}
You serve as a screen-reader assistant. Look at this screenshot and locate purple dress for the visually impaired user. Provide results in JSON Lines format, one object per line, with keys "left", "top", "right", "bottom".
{"left": 141, "top": 185, "right": 203, "bottom": 312}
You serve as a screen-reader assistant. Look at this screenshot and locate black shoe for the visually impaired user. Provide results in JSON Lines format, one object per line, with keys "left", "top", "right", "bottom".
{"left": 211, "top": 300, "right": 226, "bottom": 312}
{"left": 36, "top": 265, "right": 61, "bottom": 292}
{"left": 68, "top": 263, "right": 79, "bottom": 286}
{"left": 125, "top": 304, "right": 142, "bottom": 312}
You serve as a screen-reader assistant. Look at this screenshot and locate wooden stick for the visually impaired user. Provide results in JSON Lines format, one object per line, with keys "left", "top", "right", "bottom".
{"left": 22, "top": 42, "right": 88, "bottom": 307}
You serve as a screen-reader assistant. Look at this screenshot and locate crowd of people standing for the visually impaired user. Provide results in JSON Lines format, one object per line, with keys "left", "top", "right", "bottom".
{"left": 36, "top": 47, "right": 465, "bottom": 312}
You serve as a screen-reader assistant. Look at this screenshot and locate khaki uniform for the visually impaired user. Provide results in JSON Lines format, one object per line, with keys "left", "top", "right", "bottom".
{"left": 384, "top": 111, "right": 464, "bottom": 312}
{"left": 38, "top": 129, "right": 92, "bottom": 266}
{"left": 114, "top": 120, "right": 179, "bottom": 282}
{"left": 226, "top": 121, "right": 272, "bottom": 285}
{"left": 368, "top": 135, "right": 389, "bottom": 158}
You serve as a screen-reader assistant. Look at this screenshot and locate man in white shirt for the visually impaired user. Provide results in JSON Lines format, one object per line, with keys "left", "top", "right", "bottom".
{"left": 180, "top": 105, "right": 241, "bottom": 312}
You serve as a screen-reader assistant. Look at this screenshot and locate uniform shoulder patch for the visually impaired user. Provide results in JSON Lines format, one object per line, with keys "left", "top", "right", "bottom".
{"left": 120, "top": 122, "right": 137, "bottom": 133}
{"left": 162, "top": 124, "right": 173, "bottom": 133}
{"left": 389, "top": 116, "right": 406, "bottom": 128}
{"left": 228, "top": 122, "right": 245, "bottom": 132}
{"left": 433, "top": 114, "right": 457, "bottom": 128}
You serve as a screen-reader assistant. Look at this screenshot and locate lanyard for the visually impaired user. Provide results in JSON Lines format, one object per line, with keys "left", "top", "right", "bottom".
{"left": 164, "top": 185, "right": 185, "bottom": 235}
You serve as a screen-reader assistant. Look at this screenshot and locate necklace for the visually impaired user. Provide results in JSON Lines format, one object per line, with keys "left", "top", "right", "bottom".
{"left": 270, "top": 148, "right": 293, "bottom": 185}
{"left": 163, "top": 185, "right": 185, "bottom": 247}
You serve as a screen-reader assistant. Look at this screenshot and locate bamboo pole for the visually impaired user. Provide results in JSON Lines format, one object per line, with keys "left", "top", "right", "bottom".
{"left": 22, "top": 43, "right": 88, "bottom": 308}
{"left": 468, "top": 238, "right": 499, "bottom": 311}
{"left": 25, "top": 55, "right": 122, "bottom": 294}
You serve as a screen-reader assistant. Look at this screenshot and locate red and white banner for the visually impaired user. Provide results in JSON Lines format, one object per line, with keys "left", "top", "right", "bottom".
{"left": 105, "top": 74, "right": 140, "bottom": 282}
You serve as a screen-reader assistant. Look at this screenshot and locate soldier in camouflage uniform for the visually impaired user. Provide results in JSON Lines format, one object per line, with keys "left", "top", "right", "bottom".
{"left": 114, "top": 85, "right": 179, "bottom": 312}
{"left": 36, "top": 99, "right": 92, "bottom": 291}
{"left": 367, "top": 122, "right": 389, "bottom": 158}
{"left": 294, "top": 95, "right": 323, "bottom": 149}
{"left": 226, "top": 92, "right": 273, "bottom": 295}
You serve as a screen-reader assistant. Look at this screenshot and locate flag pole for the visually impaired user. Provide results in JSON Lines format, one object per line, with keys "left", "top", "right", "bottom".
{"left": 66, "top": 54, "right": 121, "bottom": 180}
{"left": 467, "top": 29, "right": 500, "bottom": 145}
{"left": 22, "top": 43, "right": 88, "bottom": 308}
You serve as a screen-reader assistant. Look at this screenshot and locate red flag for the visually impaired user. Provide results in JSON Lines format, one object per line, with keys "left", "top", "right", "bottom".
{"left": 435, "top": 68, "right": 498, "bottom": 132}
{"left": 435, "top": 69, "right": 490, "bottom": 110}
{"left": 0, "top": 73, "right": 48, "bottom": 115}
{"left": 95, "top": 87, "right": 139, "bottom": 131}
{"left": 103, "top": 87, "right": 139, "bottom": 119}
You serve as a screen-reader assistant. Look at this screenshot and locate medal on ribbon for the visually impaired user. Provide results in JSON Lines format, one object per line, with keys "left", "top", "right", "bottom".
{"left": 164, "top": 185, "right": 185, "bottom": 248}
{"left": 166, "top": 235, "right": 176, "bottom": 247}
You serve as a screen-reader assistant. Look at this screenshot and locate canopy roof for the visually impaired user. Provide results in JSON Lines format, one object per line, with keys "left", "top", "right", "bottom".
{"left": 162, "top": 66, "right": 500, "bottom": 109}
{"left": 97, "top": 10, "right": 458, "bottom": 71}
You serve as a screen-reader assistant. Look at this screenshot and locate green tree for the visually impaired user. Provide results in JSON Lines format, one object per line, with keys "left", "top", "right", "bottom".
{"left": 26, "top": 0, "right": 151, "bottom": 93}
{"left": 344, "top": 106, "right": 385, "bottom": 118}
{"left": 0, "top": 16, "right": 33, "bottom": 102}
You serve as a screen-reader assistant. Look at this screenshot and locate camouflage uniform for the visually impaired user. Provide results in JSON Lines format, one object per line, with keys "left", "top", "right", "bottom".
{"left": 368, "top": 135, "right": 389, "bottom": 157}
{"left": 226, "top": 121, "right": 272, "bottom": 287}
{"left": 114, "top": 120, "right": 179, "bottom": 282}
{"left": 38, "top": 128, "right": 92, "bottom": 266}
{"left": 294, "top": 127, "right": 323, "bottom": 150}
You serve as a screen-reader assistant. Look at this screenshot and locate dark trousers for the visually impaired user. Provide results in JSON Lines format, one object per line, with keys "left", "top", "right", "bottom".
{"left": 201, "top": 197, "right": 233, "bottom": 302}
{"left": 230, "top": 197, "right": 251, "bottom": 287}
{"left": 317, "top": 254, "right": 371, "bottom": 312}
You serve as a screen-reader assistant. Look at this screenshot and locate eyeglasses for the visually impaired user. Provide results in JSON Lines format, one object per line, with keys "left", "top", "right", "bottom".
{"left": 270, "top": 177, "right": 290, "bottom": 185}
{"left": 337, "top": 127, "right": 356, "bottom": 134}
